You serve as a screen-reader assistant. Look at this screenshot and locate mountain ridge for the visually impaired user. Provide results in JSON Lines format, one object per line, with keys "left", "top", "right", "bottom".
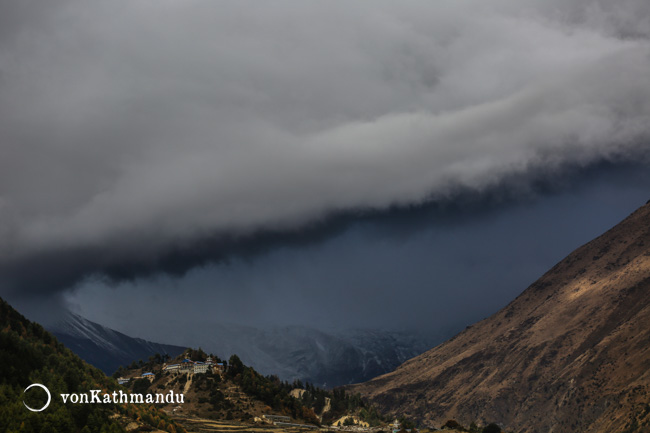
{"left": 352, "top": 202, "right": 650, "bottom": 433}
{"left": 48, "top": 312, "right": 185, "bottom": 375}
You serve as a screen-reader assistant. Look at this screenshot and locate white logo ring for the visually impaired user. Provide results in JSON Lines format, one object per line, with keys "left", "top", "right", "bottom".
{"left": 23, "top": 383, "right": 51, "bottom": 412}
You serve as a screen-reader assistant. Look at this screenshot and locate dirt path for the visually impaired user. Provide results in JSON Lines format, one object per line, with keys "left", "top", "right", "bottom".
{"left": 183, "top": 373, "right": 193, "bottom": 394}
{"left": 321, "top": 397, "right": 331, "bottom": 417}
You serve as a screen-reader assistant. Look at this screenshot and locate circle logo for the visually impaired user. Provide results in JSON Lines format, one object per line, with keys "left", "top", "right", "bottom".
{"left": 23, "top": 383, "right": 51, "bottom": 412}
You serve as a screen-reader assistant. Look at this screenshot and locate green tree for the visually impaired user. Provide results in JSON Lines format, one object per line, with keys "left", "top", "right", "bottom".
{"left": 132, "top": 378, "right": 151, "bottom": 395}
{"left": 228, "top": 354, "right": 244, "bottom": 377}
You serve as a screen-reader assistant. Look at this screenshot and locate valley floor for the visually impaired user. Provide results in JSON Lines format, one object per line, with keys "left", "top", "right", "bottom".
{"left": 171, "top": 415, "right": 397, "bottom": 433}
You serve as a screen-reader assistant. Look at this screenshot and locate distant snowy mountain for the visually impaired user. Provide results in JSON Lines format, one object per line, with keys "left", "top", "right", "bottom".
{"left": 251, "top": 326, "right": 437, "bottom": 387}
{"left": 138, "top": 321, "right": 440, "bottom": 387}
{"left": 49, "top": 312, "right": 439, "bottom": 387}
{"left": 47, "top": 312, "right": 185, "bottom": 375}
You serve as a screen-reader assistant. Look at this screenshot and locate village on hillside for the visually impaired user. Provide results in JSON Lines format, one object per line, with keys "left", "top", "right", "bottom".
{"left": 112, "top": 350, "right": 501, "bottom": 433}
{"left": 112, "top": 350, "right": 422, "bottom": 432}
{"left": 117, "top": 354, "right": 225, "bottom": 385}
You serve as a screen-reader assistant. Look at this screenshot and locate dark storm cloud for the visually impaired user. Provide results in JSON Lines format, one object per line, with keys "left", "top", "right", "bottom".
{"left": 1, "top": 0, "right": 650, "bottom": 296}
{"left": 2, "top": 161, "right": 646, "bottom": 297}
{"left": 68, "top": 165, "right": 650, "bottom": 336}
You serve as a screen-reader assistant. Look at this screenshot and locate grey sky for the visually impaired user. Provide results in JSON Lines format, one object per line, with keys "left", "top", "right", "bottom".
{"left": 1, "top": 1, "right": 650, "bottom": 334}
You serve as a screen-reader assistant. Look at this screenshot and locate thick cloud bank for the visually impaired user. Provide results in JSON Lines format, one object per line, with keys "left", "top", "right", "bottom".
{"left": 1, "top": 0, "right": 650, "bottom": 293}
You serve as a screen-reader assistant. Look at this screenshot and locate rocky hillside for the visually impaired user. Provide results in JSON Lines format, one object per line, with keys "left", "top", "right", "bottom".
{"left": 352, "top": 202, "right": 650, "bottom": 433}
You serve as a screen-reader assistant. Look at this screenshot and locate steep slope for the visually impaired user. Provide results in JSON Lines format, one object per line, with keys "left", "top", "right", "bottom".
{"left": 0, "top": 297, "right": 185, "bottom": 433}
{"left": 48, "top": 312, "right": 185, "bottom": 375}
{"left": 352, "top": 202, "right": 650, "bottom": 433}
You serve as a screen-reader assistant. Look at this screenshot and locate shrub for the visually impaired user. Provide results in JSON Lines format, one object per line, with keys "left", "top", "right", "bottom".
{"left": 443, "top": 419, "right": 464, "bottom": 430}
{"left": 482, "top": 423, "right": 501, "bottom": 433}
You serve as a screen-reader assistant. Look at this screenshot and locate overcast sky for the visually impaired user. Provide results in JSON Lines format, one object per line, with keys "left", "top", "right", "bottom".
{"left": 2, "top": 1, "right": 650, "bottom": 338}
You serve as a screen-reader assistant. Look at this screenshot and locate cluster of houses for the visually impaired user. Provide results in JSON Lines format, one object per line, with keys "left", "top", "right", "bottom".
{"left": 117, "top": 356, "right": 225, "bottom": 385}
{"left": 162, "top": 356, "right": 225, "bottom": 375}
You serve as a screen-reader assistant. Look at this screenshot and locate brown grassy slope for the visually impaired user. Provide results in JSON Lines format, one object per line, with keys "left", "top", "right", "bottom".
{"left": 351, "top": 202, "right": 650, "bottom": 433}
